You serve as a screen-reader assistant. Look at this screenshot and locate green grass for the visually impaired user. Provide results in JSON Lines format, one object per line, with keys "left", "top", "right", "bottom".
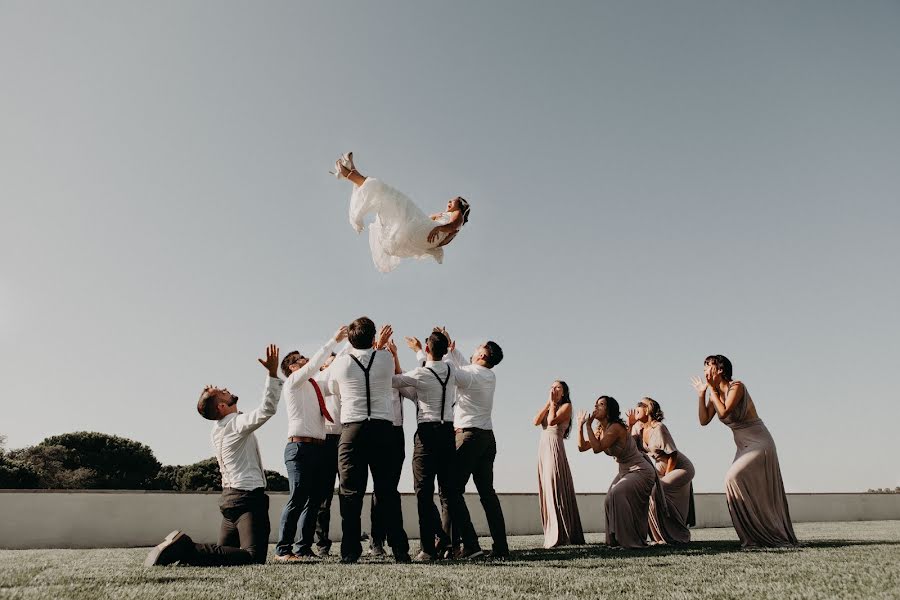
{"left": 1, "top": 522, "right": 899, "bottom": 600}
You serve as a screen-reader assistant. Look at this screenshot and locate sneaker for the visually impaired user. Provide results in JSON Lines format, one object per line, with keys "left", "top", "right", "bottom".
{"left": 459, "top": 547, "right": 485, "bottom": 560}
{"left": 273, "top": 553, "right": 302, "bottom": 563}
{"left": 414, "top": 550, "right": 437, "bottom": 562}
{"left": 369, "top": 541, "right": 386, "bottom": 557}
{"left": 315, "top": 545, "right": 331, "bottom": 557}
{"left": 144, "top": 530, "right": 194, "bottom": 567}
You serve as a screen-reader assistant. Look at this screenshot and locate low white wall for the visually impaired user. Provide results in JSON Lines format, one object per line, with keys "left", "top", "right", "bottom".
{"left": 1, "top": 491, "right": 898, "bottom": 549}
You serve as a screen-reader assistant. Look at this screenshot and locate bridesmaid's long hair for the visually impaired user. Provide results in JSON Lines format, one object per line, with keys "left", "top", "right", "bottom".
{"left": 555, "top": 380, "right": 573, "bottom": 439}
{"left": 598, "top": 395, "right": 627, "bottom": 430}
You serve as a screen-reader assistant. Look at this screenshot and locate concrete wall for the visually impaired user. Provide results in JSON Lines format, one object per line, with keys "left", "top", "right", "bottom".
{"left": 1, "top": 490, "right": 899, "bottom": 549}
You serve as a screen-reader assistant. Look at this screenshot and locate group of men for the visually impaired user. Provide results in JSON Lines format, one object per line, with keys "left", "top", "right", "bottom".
{"left": 144, "top": 316, "right": 507, "bottom": 567}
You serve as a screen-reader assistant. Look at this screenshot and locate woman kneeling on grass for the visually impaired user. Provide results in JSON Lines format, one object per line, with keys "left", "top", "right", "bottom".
{"left": 577, "top": 395, "right": 664, "bottom": 549}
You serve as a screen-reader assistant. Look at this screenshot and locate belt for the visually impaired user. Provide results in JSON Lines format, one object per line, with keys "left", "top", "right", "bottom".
{"left": 454, "top": 427, "right": 488, "bottom": 434}
{"left": 288, "top": 436, "right": 325, "bottom": 445}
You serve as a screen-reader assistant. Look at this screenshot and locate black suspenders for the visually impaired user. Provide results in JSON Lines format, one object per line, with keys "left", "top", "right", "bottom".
{"left": 426, "top": 364, "right": 451, "bottom": 423}
{"left": 349, "top": 351, "right": 378, "bottom": 420}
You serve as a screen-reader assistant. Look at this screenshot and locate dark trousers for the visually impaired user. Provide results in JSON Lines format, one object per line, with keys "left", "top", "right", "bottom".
{"left": 314, "top": 434, "right": 341, "bottom": 551}
{"left": 414, "top": 422, "right": 478, "bottom": 554}
{"left": 370, "top": 425, "right": 405, "bottom": 546}
{"left": 441, "top": 428, "right": 508, "bottom": 553}
{"left": 339, "top": 419, "right": 409, "bottom": 561}
{"left": 188, "top": 488, "right": 270, "bottom": 566}
{"left": 276, "top": 441, "right": 327, "bottom": 555}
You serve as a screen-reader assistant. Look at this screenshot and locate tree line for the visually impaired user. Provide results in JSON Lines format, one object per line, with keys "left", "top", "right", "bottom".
{"left": 0, "top": 432, "right": 288, "bottom": 491}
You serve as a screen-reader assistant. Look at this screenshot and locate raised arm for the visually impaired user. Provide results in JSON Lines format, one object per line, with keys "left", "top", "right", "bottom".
{"left": 709, "top": 381, "right": 744, "bottom": 419}
{"left": 692, "top": 376, "right": 716, "bottom": 426}
{"left": 576, "top": 411, "right": 592, "bottom": 452}
{"left": 587, "top": 423, "right": 626, "bottom": 454}
{"left": 232, "top": 345, "right": 284, "bottom": 436}
{"left": 286, "top": 326, "right": 348, "bottom": 390}
{"left": 534, "top": 398, "right": 551, "bottom": 427}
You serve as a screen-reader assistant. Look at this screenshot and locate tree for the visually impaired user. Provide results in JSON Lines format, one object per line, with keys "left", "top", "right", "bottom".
{"left": 0, "top": 454, "right": 40, "bottom": 488}
{"left": 10, "top": 432, "right": 161, "bottom": 489}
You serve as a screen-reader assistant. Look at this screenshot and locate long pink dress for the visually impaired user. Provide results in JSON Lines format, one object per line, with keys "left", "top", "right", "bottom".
{"left": 632, "top": 422, "right": 695, "bottom": 544}
{"left": 537, "top": 417, "right": 584, "bottom": 548}
{"left": 719, "top": 382, "right": 797, "bottom": 547}
{"left": 602, "top": 425, "right": 666, "bottom": 549}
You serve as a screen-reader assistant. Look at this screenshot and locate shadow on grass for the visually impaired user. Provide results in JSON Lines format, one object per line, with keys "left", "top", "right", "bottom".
{"left": 458, "top": 539, "right": 900, "bottom": 567}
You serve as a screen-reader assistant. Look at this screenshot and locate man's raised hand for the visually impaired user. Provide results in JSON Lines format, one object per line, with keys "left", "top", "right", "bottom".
{"left": 335, "top": 325, "right": 349, "bottom": 343}
{"left": 258, "top": 344, "right": 280, "bottom": 379}
{"left": 376, "top": 324, "right": 393, "bottom": 349}
{"left": 405, "top": 336, "right": 422, "bottom": 352}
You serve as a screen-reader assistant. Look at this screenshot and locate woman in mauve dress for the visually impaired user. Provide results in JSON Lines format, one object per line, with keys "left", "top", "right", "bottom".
{"left": 692, "top": 354, "right": 797, "bottom": 547}
{"left": 577, "top": 396, "right": 664, "bottom": 549}
{"left": 627, "top": 397, "right": 695, "bottom": 544}
{"left": 533, "top": 380, "right": 585, "bottom": 548}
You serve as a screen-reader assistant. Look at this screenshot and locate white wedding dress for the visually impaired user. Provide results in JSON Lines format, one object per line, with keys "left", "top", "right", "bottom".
{"left": 349, "top": 178, "right": 455, "bottom": 273}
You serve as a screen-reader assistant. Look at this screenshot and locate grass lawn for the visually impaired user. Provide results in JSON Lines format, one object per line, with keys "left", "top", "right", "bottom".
{"left": 1, "top": 521, "right": 898, "bottom": 600}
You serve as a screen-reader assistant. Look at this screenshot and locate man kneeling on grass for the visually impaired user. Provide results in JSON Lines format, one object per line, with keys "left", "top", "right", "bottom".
{"left": 145, "top": 344, "right": 283, "bottom": 567}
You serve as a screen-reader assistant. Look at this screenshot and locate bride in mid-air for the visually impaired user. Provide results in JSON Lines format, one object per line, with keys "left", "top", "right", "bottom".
{"left": 332, "top": 152, "right": 471, "bottom": 273}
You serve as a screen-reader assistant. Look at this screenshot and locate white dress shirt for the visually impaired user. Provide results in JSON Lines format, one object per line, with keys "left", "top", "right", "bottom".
{"left": 212, "top": 375, "right": 284, "bottom": 490}
{"left": 327, "top": 348, "right": 396, "bottom": 423}
{"left": 444, "top": 348, "right": 496, "bottom": 430}
{"left": 283, "top": 337, "right": 339, "bottom": 440}
{"left": 393, "top": 360, "right": 456, "bottom": 424}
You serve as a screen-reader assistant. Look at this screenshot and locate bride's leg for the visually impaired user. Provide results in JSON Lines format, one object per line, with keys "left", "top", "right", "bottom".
{"left": 338, "top": 161, "right": 368, "bottom": 187}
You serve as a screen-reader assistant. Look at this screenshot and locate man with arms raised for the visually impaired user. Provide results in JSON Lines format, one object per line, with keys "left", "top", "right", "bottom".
{"left": 395, "top": 329, "right": 482, "bottom": 561}
{"left": 427, "top": 330, "right": 509, "bottom": 559}
{"left": 326, "top": 317, "right": 411, "bottom": 563}
{"left": 145, "top": 344, "right": 283, "bottom": 566}
{"left": 273, "top": 326, "right": 348, "bottom": 561}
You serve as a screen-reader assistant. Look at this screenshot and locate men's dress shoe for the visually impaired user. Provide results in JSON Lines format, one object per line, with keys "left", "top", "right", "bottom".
{"left": 315, "top": 546, "right": 331, "bottom": 557}
{"left": 486, "top": 549, "right": 511, "bottom": 560}
{"left": 443, "top": 545, "right": 461, "bottom": 560}
{"left": 394, "top": 553, "right": 412, "bottom": 564}
{"left": 414, "top": 551, "right": 437, "bottom": 562}
{"left": 369, "top": 542, "right": 386, "bottom": 557}
{"left": 339, "top": 555, "right": 359, "bottom": 564}
{"left": 273, "top": 553, "right": 302, "bottom": 563}
{"left": 144, "top": 530, "right": 194, "bottom": 567}
{"left": 459, "top": 547, "right": 485, "bottom": 560}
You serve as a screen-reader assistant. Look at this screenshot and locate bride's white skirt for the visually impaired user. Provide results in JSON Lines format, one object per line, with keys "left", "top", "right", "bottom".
{"left": 349, "top": 178, "right": 448, "bottom": 273}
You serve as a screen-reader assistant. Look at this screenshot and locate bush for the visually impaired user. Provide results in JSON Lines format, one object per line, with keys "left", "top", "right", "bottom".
{"left": 151, "top": 457, "right": 288, "bottom": 492}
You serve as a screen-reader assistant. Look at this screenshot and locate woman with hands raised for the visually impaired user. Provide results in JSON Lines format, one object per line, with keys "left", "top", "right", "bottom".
{"left": 577, "top": 396, "right": 660, "bottom": 549}
{"left": 533, "top": 381, "right": 584, "bottom": 548}
{"left": 627, "top": 398, "right": 695, "bottom": 545}
{"left": 692, "top": 355, "right": 797, "bottom": 547}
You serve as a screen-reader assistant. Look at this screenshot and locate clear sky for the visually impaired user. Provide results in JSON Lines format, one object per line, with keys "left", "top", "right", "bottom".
{"left": 2, "top": 1, "right": 899, "bottom": 493}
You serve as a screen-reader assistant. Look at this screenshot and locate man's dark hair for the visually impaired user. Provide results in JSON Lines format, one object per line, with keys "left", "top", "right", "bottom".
{"left": 281, "top": 351, "right": 302, "bottom": 378}
{"left": 348, "top": 316, "right": 376, "bottom": 349}
{"left": 704, "top": 354, "right": 733, "bottom": 382}
{"left": 483, "top": 341, "right": 503, "bottom": 368}
{"left": 427, "top": 330, "right": 450, "bottom": 361}
{"left": 197, "top": 389, "right": 219, "bottom": 421}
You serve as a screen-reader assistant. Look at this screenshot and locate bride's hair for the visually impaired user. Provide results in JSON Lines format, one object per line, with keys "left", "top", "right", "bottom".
{"left": 458, "top": 198, "right": 471, "bottom": 225}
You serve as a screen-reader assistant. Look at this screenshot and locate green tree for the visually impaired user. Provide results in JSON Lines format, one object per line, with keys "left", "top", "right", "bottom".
{"left": 10, "top": 432, "right": 161, "bottom": 489}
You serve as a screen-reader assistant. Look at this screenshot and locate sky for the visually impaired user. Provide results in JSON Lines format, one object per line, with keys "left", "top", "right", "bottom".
{"left": 2, "top": 1, "right": 899, "bottom": 493}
